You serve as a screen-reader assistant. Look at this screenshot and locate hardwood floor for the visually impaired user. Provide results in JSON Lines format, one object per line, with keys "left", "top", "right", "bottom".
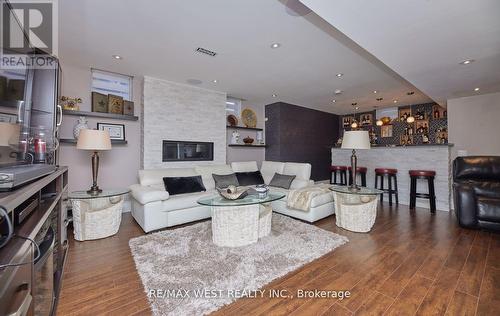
{"left": 57, "top": 204, "right": 500, "bottom": 316}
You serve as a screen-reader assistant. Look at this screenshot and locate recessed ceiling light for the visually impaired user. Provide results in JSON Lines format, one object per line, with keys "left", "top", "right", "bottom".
{"left": 212, "top": 79, "right": 218, "bottom": 83}
{"left": 355, "top": 106, "right": 359, "bottom": 110}
{"left": 336, "top": 73, "right": 343, "bottom": 78}
{"left": 272, "top": 93, "right": 277, "bottom": 97}
{"left": 331, "top": 99, "right": 336, "bottom": 103}
{"left": 474, "top": 87, "right": 480, "bottom": 91}
{"left": 186, "top": 79, "right": 203, "bottom": 85}
{"left": 460, "top": 59, "right": 475, "bottom": 65}
{"left": 393, "top": 100, "right": 398, "bottom": 103}
{"left": 112, "top": 55, "right": 122, "bottom": 60}
{"left": 270, "top": 43, "right": 281, "bottom": 49}
{"left": 407, "top": 91, "right": 415, "bottom": 95}
{"left": 373, "top": 90, "right": 378, "bottom": 94}
{"left": 334, "top": 89, "right": 343, "bottom": 95}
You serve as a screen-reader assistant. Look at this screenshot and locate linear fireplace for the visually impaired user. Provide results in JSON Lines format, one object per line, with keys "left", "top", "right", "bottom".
{"left": 162, "top": 140, "right": 214, "bottom": 162}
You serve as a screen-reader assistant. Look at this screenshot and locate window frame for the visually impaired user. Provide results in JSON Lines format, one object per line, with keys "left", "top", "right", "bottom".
{"left": 91, "top": 68, "right": 133, "bottom": 101}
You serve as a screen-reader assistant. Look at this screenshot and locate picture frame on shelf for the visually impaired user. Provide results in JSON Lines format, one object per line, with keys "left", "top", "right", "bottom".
{"left": 360, "top": 113, "right": 373, "bottom": 126}
{"left": 107, "top": 94, "right": 124, "bottom": 114}
{"left": 432, "top": 104, "right": 447, "bottom": 119}
{"left": 123, "top": 100, "right": 134, "bottom": 116}
{"left": 342, "top": 116, "right": 354, "bottom": 128}
{"left": 398, "top": 107, "right": 412, "bottom": 121}
{"left": 97, "top": 122, "right": 125, "bottom": 141}
{"left": 415, "top": 120, "right": 429, "bottom": 134}
{"left": 380, "top": 125, "right": 393, "bottom": 138}
{"left": 91, "top": 92, "right": 108, "bottom": 113}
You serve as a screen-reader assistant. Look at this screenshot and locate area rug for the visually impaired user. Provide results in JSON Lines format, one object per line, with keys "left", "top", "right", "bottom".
{"left": 129, "top": 214, "right": 348, "bottom": 316}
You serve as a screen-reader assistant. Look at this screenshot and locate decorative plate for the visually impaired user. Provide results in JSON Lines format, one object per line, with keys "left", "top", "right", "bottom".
{"left": 216, "top": 186, "right": 248, "bottom": 200}
{"left": 227, "top": 114, "right": 238, "bottom": 126}
{"left": 241, "top": 108, "right": 257, "bottom": 128}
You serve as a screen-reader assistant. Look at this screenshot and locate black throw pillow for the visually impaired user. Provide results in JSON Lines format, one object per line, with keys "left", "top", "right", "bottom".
{"left": 212, "top": 173, "right": 239, "bottom": 188}
{"left": 162, "top": 176, "right": 206, "bottom": 195}
{"left": 269, "top": 173, "right": 296, "bottom": 189}
{"left": 235, "top": 171, "right": 265, "bottom": 186}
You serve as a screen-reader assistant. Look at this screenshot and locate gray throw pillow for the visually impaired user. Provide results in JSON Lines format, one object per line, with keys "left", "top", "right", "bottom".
{"left": 212, "top": 173, "right": 239, "bottom": 188}
{"left": 269, "top": 173, "right": 296, "bottom": 189}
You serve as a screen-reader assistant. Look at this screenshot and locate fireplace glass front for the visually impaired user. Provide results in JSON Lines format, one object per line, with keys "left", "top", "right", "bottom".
{"left": 162, "top": 141, "right": 214, "bottom": 162}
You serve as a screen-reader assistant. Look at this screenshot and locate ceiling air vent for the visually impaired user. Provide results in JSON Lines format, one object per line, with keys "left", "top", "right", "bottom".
{"left": 195, "top": 47, "right": 217, "bottom": 57}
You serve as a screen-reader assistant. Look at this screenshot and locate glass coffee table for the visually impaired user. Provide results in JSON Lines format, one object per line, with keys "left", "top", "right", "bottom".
{"left": 69, "top": 189, "right": 130, "bottom": 241}
{"left": 330, "top": 185, "right": 383, "bottom": 233}
{"left": 198, "top": 192, "right": 285, "bottom": 247}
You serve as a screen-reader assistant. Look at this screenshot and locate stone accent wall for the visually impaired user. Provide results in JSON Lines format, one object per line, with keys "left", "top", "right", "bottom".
{"left": 142, "top": 77, "right": 227, "bottom": 169}
{"left": 331, "top": 145, "right": 452, "bottom": 211}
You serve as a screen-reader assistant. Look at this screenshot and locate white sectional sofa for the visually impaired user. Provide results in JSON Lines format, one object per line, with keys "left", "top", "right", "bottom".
{"left": 129, "top": 161, "right": 334, "bottom": 232}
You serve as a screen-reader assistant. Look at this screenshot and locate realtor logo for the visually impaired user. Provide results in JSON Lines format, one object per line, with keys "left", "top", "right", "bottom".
{"left": 1, "top": 0, "right": 58, "bottom": 69}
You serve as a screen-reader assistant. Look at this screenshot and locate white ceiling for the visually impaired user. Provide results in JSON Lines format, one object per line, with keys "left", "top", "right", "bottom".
{"left": 300, "top": 0, "right": 500, "bottom": 105}
{"left": 59, "top": 0, "right": 433, "bottom": 115}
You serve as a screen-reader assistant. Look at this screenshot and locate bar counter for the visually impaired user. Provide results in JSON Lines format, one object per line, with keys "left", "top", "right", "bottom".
{"left": 331, "top": 144, "right": 453, "bottom": 211}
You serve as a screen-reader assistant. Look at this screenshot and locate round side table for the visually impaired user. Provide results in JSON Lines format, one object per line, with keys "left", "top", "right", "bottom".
{"left": 69, "top": 189, "right": 130, "bottom": 241}
{"left": 330, "top": 185, "right": 383, "bottom": 233}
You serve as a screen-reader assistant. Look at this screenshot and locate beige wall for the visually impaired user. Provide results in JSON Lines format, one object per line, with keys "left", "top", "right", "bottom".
{"left": 448, "top": 92, "right": 500, "bottom": 157}
{"left": 58, "top": 62, "right": 142, "bottom": 192}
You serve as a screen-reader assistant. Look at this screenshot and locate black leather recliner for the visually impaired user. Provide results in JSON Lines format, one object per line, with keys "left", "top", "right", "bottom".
{"left": 453, "top": 156, "right": 500, "bottom": 231}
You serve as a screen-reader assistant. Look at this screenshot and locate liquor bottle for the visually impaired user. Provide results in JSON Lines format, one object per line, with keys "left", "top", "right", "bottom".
{"left": 408, "top": 126, "right": 413, "bottom": 135}
{"left": 422, "top": 133, "right": 429, "bottom": 143}
{"left": 434, "top": 108, "right": 440, "bottom": 119}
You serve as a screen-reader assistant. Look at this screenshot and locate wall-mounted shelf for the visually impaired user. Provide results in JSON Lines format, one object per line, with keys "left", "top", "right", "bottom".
{"left": 62, "top": 110, "right": 138, "bottom": 121}
{"left": 228, "top": 144, "right": 267, "bottom": 148}
{"left": 60, "top": 138, "right": 128, "bottom": 145}
{"left": 226, "top": 125, "right": 263, "bottom": 131}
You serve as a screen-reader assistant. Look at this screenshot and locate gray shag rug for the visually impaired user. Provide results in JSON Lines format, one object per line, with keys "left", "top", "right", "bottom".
{"left": 129, "top": 214, "right": 348, "bottom": 316}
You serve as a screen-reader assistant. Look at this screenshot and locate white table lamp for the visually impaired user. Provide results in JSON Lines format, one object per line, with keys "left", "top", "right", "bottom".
{"left": 341, "top": 130, "right": 370, "bottom": 191}
{"left": 77, "top": 129, "right": 112, "bottom": 194}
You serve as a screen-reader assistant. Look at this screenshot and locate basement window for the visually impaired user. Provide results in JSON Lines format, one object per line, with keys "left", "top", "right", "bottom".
{"left": 91, "top": 69, "right": 133, "bottom": 101}
{"left": 226, "top": 97, "right": 241, "bottom": 116}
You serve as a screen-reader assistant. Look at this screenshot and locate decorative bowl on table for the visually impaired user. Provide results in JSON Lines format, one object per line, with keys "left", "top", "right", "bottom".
{"left": 243, "top": 136, "right": 254, "bottom": 145}
{"left": 216, "top": 185, "right": 248, "bottom": 200}
{"left": 254, "top": 184, "right": 269, "bottom": 199}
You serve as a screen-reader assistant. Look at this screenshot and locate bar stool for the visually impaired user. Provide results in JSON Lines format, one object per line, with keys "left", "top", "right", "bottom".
{"left": 409, "top": 170, "right": 437, "bottom": 213}
{"left": 330, "top": 165, "right": 348, "bottom": 185}
{"left": 348, "top": 166, "right": 367, "bottom": 187}
{"left": 374, "top": 168, "right": 399, "bottom": 206}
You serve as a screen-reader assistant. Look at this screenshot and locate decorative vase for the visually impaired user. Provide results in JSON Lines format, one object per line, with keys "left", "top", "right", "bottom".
{"left": 73, "top": 116, "right": 89, "bottom": 139}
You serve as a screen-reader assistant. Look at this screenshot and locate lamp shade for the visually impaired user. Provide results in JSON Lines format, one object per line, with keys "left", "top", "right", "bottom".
{"left": 76, "top": 129, "right": 112, "bottom": 150}
{"left": 341, "top": 130, "right": 371, "bottom": 149}
{"left": 0, "top": 122, "right": 20, "bottom": 147}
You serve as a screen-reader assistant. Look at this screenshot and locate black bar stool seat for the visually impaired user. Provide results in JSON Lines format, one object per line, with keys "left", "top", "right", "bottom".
{"left": 409, "top": 170, "right": 437, "bottom": 212}
{"left": 374, "top": 168, "right": 399, "bottom": 206}
{"left": 348, "top": 166, "right": 367, "bottom": 187}
{"left": 330, "top": 165, "right": 348, "bottom": 185}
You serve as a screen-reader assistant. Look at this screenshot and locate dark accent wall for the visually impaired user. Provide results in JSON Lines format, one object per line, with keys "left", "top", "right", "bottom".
{"left": 265, "top": 102, "right": 339, "bottom": 181}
